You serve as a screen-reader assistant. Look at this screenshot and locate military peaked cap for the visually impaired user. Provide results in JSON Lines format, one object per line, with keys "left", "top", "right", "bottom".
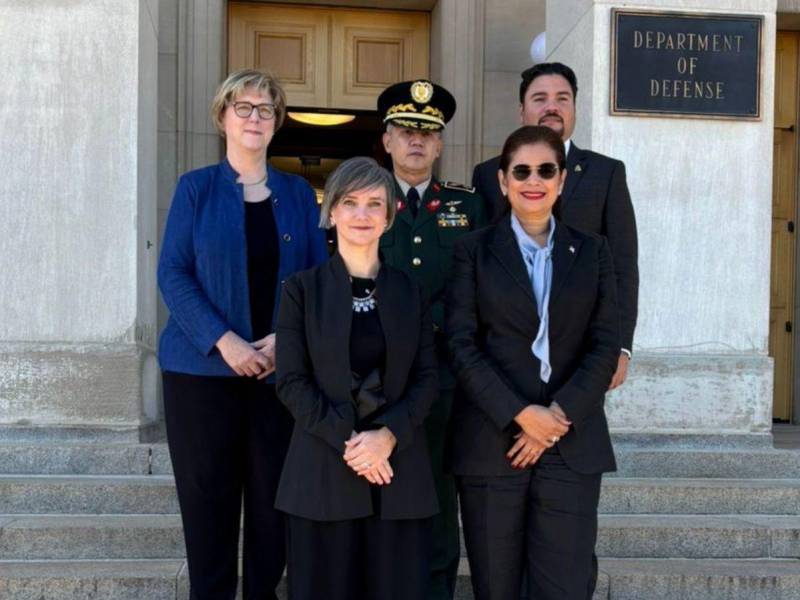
{"left": 377, "top": 80, "right": 456, "bottom": 131}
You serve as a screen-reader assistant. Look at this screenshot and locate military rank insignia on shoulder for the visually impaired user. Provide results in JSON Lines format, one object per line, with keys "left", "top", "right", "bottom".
{"left": 442, "top": 181, "right": 476, "bottom": 194}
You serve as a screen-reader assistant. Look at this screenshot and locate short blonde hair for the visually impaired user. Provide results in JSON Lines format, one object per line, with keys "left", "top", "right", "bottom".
{"left": 319, "top": 157, "right": 397, "bottom": 230}
{"left": 210, "top": 69, "right": 287, "bottom": 135}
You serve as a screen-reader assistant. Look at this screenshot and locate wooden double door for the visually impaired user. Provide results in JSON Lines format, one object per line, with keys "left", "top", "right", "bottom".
{"left": 229, "top": 2, "right": 429, "bottom": 110}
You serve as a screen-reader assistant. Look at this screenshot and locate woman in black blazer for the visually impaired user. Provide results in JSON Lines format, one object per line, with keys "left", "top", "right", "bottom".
{"left": 275, "top": 157, "right": 439, "bottom": 600}
{"left": 446, "top": 126, "right": 620, "bottom": 600}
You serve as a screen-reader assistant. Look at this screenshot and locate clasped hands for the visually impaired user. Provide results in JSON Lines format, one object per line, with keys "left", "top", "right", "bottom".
{"left": 216, "top": 331, "right": 276, "bottom": 379}
{"left": 507, "top": 402, "right": 571, "bottom": 469}
{"left": 343, "top": 427, "right": 397, "bottom": 486}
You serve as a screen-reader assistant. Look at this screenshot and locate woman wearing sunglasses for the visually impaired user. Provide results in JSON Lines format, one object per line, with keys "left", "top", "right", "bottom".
{"left": 158, "top": 69, "right": 328, "bottom": 599}
{"left": 446, "top": 125, "right": 620, "bottom": 600}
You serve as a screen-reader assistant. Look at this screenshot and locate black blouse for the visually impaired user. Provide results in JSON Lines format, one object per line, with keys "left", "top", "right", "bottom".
{"left": 245, "top": 198, "right": 280, "bottom": 340}
{"left": 349, "top": 276, "right": 386, "bottom": 378}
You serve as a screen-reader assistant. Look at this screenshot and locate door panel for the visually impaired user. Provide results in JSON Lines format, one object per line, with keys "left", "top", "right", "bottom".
{"left": 771, "top": 31, "right": 798, "bottom": 421}
{"left": 331, "top": 10, "right": 429, "bottom": 109}
{"left": 229, "top": 4, "right": 329, "bottom": 107}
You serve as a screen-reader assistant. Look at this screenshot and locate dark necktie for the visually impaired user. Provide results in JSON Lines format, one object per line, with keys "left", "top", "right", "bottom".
{"left": 407, "top": 187, "right": 420, "bottom": 218}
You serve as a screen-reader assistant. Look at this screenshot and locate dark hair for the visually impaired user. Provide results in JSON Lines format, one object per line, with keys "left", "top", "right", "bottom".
{"left": 499, "top": 126, "right": 566, "bottom": 174}
{"left": 519, "top": 62, "right": 578, "bottom": 104}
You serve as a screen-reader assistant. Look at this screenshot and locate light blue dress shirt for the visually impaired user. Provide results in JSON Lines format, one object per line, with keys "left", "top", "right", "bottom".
{"left": 510, "top": 213, "right": 556, "bottom": 383}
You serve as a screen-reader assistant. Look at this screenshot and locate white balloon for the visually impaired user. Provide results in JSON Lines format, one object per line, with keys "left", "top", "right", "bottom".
{"left": 530, "top": 32, "right": 547, "bottom": 64}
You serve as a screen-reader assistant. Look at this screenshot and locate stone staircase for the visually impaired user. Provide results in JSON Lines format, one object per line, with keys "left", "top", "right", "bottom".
{"left": 0, "top": 439, "right": 799, "bottom": 599}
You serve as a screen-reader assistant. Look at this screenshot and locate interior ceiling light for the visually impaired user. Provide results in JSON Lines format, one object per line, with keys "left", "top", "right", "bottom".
{"left": 288, "top": 112, "right": 356, "bottom": 126}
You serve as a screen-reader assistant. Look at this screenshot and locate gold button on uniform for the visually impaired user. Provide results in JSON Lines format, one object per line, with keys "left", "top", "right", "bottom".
{"left": 413, "top": 236, "right": 422, "bottom": 244}
{"left": 412, "top": 257, "right": 422, "bottom": 266}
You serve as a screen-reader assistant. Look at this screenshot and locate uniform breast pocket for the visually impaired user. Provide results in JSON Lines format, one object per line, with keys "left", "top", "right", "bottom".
{"left": 437, "top": 227, "right": 466, "bottom": 274}
{"left": 436, "top": 227, "right": 465, "bottom": 247}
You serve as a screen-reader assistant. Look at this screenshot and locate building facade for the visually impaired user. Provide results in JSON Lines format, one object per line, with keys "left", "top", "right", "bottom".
{"left": 1, "top": 0, "right": 796, "bottom": 444}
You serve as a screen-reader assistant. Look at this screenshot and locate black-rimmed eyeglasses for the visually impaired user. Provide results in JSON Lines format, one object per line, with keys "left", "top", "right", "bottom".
{"left": 231, "top": 101, "right": 276, "bottom": 120}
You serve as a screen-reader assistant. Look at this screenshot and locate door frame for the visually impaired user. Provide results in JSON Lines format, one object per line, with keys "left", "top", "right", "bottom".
{"left": 776, "top": 17, "right": 800, "bottom": 424}
{"left": 173, "top": 0, "right": 485, "bottom": 185}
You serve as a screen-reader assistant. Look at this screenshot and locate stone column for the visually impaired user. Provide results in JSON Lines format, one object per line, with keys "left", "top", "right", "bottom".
{"left": 176, "top": 0, "right": 226, "bottom": 174}
{"left": 479, "top": 0, "right": 547, "bottom": 163}
{"left": 0, "top": 0, "right": 160, "bottom": 440}
{"left": 431, "top": 0, "right": 486, "bottom": 184}
{"left": 546, "top": 0, "right": 777, "bottom": 445}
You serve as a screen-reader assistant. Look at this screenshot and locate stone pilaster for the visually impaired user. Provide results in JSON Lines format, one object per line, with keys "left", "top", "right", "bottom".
{"left": 0, "top": 0, "right": 160, "bottom": 439}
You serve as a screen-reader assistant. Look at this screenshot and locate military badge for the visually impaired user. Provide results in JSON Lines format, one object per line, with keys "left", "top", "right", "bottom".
{"left": 396, "top": 199, "right": 406, "bottom": 211}
{"left": 437, "top": 213, "right": 469, "bottom": 228}
{"left": 411, "top": 81, "right": 434, "bottom": 104}
{"left": 426, "top": 199, "right": 441, "bottom": 213}
{"left": 442, "top": 181, "right": 476, "bottom": 193}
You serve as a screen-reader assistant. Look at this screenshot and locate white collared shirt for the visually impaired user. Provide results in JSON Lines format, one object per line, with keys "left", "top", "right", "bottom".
{"left": 395, "top": 176, "right": 431, "bottom": 199}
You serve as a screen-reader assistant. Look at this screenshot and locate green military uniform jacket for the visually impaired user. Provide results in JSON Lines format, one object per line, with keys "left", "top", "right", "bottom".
{"left": 380, "top": 176, "right": 488, "bottom": 388}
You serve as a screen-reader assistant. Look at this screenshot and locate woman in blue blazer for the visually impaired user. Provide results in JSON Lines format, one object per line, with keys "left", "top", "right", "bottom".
{"left": 157, "top": 69, "right": 328, "bottom": 600}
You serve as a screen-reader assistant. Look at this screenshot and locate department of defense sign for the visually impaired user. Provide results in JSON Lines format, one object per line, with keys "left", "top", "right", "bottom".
{"left": 611, "top": 9, "right": 762, "bottom": 119}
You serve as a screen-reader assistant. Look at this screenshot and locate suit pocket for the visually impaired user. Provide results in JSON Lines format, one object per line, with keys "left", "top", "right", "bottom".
{"left": 379, "top": 229, "right": 395, "bottom": 248}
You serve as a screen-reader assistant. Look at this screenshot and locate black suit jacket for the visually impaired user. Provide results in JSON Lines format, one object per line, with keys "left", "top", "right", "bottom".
{"left": 472, "top": 144, "right": 639, "bottom": 350}
{"left": 275, "top": 253, "right": 440, "bottom": 521}
{"left": 445, "top": 218, "right": 619, "bottom": 476}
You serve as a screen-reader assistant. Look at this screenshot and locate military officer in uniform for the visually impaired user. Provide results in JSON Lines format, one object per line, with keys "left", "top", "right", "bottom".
{"left": 377, "top": 80, "right": 487, "bottom": 600}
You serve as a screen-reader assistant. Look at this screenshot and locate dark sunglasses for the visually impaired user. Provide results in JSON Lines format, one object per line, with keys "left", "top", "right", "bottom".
{"left": 510, "top": 163, "right": 560, "bottom": 181}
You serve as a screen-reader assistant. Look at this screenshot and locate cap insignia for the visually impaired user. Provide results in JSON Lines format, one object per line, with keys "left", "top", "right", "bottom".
{"left": 411, "top": 81, "right": 434, "bottom": 104}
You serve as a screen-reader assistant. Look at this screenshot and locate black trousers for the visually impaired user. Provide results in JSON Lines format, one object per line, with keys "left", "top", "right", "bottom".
{"left": 285, "top": 513, "right": 433, "bottom": 600}
{"left": 162, "top": 371, "right": 293, "bottom": 600}
{"left": 457, "top": 447, "right": 602, "bottom": 600}
{"left": 425, "top": 388, "right": 460, "bottom": 600}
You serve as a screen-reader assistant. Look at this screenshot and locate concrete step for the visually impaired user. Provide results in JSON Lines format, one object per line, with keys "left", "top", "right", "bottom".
{"left": 2, "top": 558, "right": 798, "bottom": 600}
{"left": 0, "top": 515, "right": 186, "bottom": 560}
{"left": 597, "top": 558, "right": 800, "bottom": 599}
{"left": 3, "top": 514, "right": 798, "bottom": 561}
{"left": 596, "top": 515, "right": 800, "bottom": 559}
{"left": 0, "top": 559, "right": 186, "bottom": 600}
{"left": 3, "top": 475, "right": 799, "bottom": 515}
{"left": 0, "top": 475, "right": 179, "bottom": 514}
{"left": 2, "top": 443, "right": 800, "bottom": 478}
{"left": 610, "top": 447, "right": 800, "bottom": 479}
{"left": 0, "top": 558, "right": 602, "bottom": 600}
{"left": 599, "top": 478, "right": 800, "bottom": 514}
{"left": 0, "top": 559, "right": 461, "bottom": 600}
{"left": 0, "top": 443, "right": 153, "bottom": 475}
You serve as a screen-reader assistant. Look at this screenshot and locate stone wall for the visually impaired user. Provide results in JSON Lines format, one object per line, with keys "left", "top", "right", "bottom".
{"left": 0, "top": 1, "right": 159, "bottom": 435}
{"left": 547, "top": 0, "right": 777, "bottom": 439}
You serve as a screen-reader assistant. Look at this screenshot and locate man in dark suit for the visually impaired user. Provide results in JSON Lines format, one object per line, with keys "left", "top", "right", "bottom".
{"left": 472, "top": 62, "right": 638, "bottom": 390}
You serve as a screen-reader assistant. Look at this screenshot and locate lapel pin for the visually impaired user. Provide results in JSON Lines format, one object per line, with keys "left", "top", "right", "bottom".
{"left": 574, "top": 165, "right": 582, "bottom": 173}
{"left": 569, "top": 245, "right": 575, "bottom": 254}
